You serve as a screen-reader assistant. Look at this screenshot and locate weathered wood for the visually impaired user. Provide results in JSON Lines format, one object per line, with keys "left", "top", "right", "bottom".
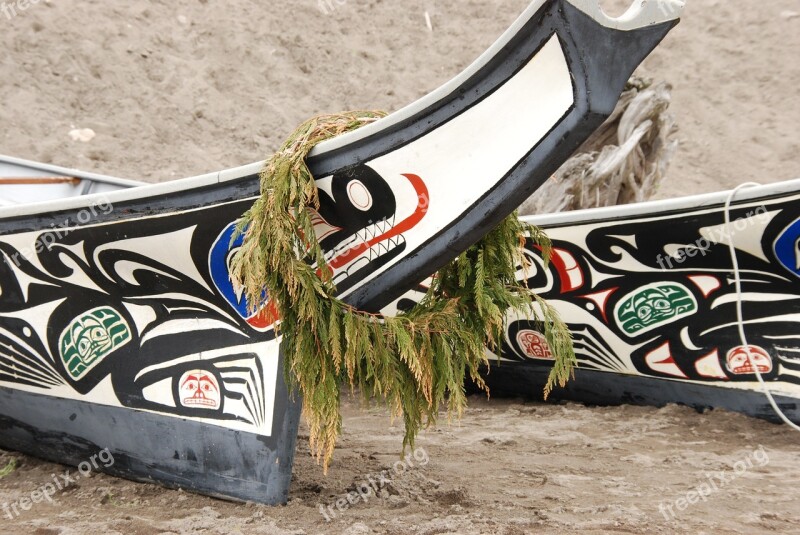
{"left": 519, "top": 77, "right": 677, "bottom": 215}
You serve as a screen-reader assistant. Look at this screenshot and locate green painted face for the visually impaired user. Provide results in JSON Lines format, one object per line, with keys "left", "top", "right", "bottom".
{"left": 59, "top": 307, "right": 131, "bottom": 380}
{"left": 614, "top": 283, "right": 697, "bottom": 336}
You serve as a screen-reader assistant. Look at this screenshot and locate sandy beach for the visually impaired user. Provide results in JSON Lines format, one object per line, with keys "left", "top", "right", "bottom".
{"left": 0, "top": 0, "right": 799, "bottom": 533}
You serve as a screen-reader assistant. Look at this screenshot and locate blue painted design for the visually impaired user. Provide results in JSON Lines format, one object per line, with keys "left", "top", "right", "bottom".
{"left": 210, "top": 222, "right": 269, "bottom": 327}
{"left": 774, "top": 217, "right": 800, "bottom": 278}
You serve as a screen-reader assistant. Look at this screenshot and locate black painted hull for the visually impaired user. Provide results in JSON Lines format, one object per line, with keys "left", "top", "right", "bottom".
{"left": 0, "top": 382, "right": 302, "bottom": 503}
{"left": 479, "top": 363, "right": 800, "bottom": 424}
{"left": 0, "top": 0, "right": 679, "bottom": 503}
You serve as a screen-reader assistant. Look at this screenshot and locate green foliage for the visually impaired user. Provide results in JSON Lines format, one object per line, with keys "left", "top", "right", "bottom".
{"left": 230, "top": 111, "right": 576, "bottom": 471}
{"left": 432, "top": 216, "right": 575, "bottom": 400}
{"left": 0, "top": 458, "right": 17, "bottom": 479}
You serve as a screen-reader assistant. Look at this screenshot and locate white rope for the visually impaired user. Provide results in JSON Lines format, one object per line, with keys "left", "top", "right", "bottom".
{"left": 724, "top": 182, "right": 800, "bottom": 432}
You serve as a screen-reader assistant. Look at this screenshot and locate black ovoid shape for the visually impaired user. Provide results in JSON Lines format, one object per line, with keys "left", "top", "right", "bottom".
{"left": 316, "top": 165, "right": 407, "bottom": 294}
{"left": 317, "top": 165, "right": 397, "bottom": 244}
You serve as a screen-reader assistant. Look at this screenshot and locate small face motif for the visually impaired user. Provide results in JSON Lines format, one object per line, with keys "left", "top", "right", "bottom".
{"left": 632, "top": 290, "right": 673, "bottom": 324}
{"left": 73, "top": 316, "right": 112, "bottom": 362}
{"left": 516, "top": 330, "right": 554, "bottom": 360}
{"left": 59, "top": 307, "right": 132, "bottom": 380}
{"left": 179, "top": 370, "right": 221, "bottom": 409}
{"left": 726, "top": 346, "right": 772, "bottom": 375}
{"left": 615, "top": 283, "right": 697, "bottom": 336}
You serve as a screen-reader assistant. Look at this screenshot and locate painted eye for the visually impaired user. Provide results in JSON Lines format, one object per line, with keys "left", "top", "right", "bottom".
{"left": 77, "top": 338, "right": 91, "bottom": 356}
{"left": 347, "top": 180, "right": 373, "bottom": 211}
{"left": 88, "top": 327, "right": 108, "bottom": 342}
{"left": 637, "top": 306, "right": 652, "bottom": 319}
{"left": 653, "top": 299, "right": 670, "bottom": 310}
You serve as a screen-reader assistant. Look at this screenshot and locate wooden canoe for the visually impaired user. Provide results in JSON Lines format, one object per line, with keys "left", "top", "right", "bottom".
{"left": 0, "top": 0, "right": 680, "bottom": 503}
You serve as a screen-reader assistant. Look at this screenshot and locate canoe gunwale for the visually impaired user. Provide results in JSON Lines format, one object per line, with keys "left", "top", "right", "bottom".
{"left": 523, "top": 178, "right": 800, "bottom": 228}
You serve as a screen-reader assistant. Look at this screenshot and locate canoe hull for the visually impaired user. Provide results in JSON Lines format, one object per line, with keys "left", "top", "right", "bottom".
{"left": 484, "top": 180, "right": 800, "bottom": 424}
{"left": 0, "top": 0, "right": 681, "bottom": 504}
{"left": 0, "top": 378, "right": 301, "bottom": 503}
{"left": 0, "top": 190, "right": 303, "bottom": 503}
{"left": 477, "top": 362, "right": 799, "bottom": 423}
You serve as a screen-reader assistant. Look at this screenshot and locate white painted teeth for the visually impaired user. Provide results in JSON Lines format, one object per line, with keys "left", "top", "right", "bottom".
{"left": 324, "top": 217, "right": 408, "bottom": 283}
{"left": 365, "top": 235, "right": 405, "bottom": 263}
{"left": 353, "top": 219, "right": 392, "bottom": 244}
{"left": 330, "top": 218, "right": 397, "bottom": 258}
{"left": 344, "top": 235, "right": 406, "bottom": 279}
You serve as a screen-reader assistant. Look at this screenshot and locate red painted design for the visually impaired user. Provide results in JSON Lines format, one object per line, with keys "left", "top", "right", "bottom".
{"left": 550, "top": 247, "right": 584, "bottom": 293}
{"left": 580, "top": 287, "right": 619, "bottom": 323}
{"left": 180, "top": 371, "right": 221, "bottom": 409}
{"left": 516, "top": 330, "right": 554, "bottom": 360}
{"left": 726, "top": 345, "right": 772, "bottom": 375}
{"left": 246, "top": 302, "right": 280, "bottom": 329}
{"left": 644, "top": 341, "right": 688, "bottom": 378}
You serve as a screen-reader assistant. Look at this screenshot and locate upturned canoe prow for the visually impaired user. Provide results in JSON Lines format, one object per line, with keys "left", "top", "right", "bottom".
{"left": 0, "top": 0, "right": 681, "bottom": 504}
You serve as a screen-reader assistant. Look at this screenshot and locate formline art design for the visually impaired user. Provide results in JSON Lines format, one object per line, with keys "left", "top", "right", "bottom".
{"left": 0, "top": 0, "right": 681, "bottom": 504}
{"left": 473, "top": 187, "right": 800, "bottom": 423}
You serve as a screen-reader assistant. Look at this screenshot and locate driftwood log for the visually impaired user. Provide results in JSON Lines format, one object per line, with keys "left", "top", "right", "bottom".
{"left": 519, "top": 77, "right": 677, "bottom": 215}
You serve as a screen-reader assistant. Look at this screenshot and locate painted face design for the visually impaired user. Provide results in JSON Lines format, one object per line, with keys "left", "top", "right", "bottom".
{"left": 179, "top": 370, "right": 221, "bottom": 409}
{"left": 726, "top": 346, "right": 773, "bottom": 375}
{"left": 516, "top": 330, "right": 554, "bottom": 360}
{"left": 212, "top": 164, "right": 428, "bottom": 326}
{"left": 312, "top": 164, "right": 428, "bottom": 294}
{"left": 59, "top": 307, "right": 131, "bottom": 380}
{"left": 615, "top": 283, "right": 697, "bottom": 336}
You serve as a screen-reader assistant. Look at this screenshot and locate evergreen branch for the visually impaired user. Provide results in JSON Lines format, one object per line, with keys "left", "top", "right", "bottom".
{"left": 229, "top": 111, "right": 576, "bottom": 471}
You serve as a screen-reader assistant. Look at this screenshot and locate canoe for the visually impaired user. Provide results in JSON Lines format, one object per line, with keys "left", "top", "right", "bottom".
{"left": 0, "top": 0, "right": 679, "bottom": 503}
{"left": 490, "top": 181, "right": 800, "bottom": 425}
{"left": 13, "top": 167, "right": 798, "bottom": 434}
{"left": 390, "top": 176, "right": 800, "bottom": 424}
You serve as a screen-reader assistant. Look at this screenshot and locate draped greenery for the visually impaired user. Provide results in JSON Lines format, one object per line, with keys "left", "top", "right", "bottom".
{"left": 230, "top": 111, "right": 576, "bottom": 471}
